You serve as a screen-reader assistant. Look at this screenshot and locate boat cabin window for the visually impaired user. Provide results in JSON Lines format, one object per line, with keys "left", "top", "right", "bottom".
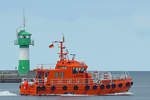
{"left": 72, "top": 67, "right": 78, "bottom": 73}
{"left": 64, "top": 66, "right": 67, "bottom": 69}
{"left": 57, "top": 66, "right": 67, "bottom": 69}
{"left": 38, "top": 72, "right": 43, "bottom": 78}
{"left": 55, "top": 72, "right": 59, "bottom": 78}
{"left": 57, "top": 66, "right": 60, "bottom": 69}
{"left": 60, "top": 72, "right": 64, "bottom": 77}
{"left": 45, "top": 72, "right": 49, "bottom": 78}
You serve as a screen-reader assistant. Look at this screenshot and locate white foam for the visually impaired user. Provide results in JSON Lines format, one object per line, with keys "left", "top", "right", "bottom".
{"left": 105, "top": 92, "right": 134, "bottom": 96}
{"left": 60, "top": 94, "right": 90, "bottom": 96}
{"left": 0, "top": 91, "right": 17, "bottom": 96}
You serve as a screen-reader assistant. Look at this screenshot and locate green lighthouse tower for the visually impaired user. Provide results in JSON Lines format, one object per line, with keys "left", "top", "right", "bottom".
{"left": 15, "top": 16, "right": 34, "bottom": 74}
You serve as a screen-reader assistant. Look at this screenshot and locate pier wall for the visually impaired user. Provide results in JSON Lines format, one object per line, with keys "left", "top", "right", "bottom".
{"left": 0, "top": 70, "right": 35, "bottom": 83}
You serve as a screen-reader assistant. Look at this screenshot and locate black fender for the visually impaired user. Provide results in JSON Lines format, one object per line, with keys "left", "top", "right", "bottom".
{"left": 74, "top": 86, "right": 78, "bottom": 90}
{"left": 118, "top": 83, "right": 123, "bottom": 88}
{"left": 112, "top": 83, "right": 116, "bottom": 89}
{"left": 85, "top": 85, "right": 90, "bottom": 90}
{"left": 51, "top": 86, "right": 56, "bottom": 90}
{"left": 93, "top": 85, "right": 97, "bottom": 90}
{"left": 63, "top": 86, "right": 67, "bottom": 90}
{"left": 100, "top": 84, "right": 105, "bottom": 89}
{"left": 106, "top": 84, "right": 110, "bottom": 89}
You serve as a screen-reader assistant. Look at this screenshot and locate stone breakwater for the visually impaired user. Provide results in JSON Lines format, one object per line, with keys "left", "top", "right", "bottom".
{"left": 0, "top": 70, "right": 35, "bottom": 83}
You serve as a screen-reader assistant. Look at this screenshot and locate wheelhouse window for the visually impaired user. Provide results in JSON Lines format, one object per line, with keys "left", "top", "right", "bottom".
{"left": 72, "top": 67, "right": 78, "bottom": 73}
{"left": 79, "top": 67, "right": 86, "bottom": 73}
{"left": 55, "top": 72, "right": 59, "bottom": 78}
{"left": 26, "top": 36, "right": 30, "bottom": 38}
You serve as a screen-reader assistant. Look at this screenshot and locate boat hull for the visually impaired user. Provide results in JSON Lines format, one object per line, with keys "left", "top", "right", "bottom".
{"left": 20, "top": 78, "right": 132, "bottom": 96}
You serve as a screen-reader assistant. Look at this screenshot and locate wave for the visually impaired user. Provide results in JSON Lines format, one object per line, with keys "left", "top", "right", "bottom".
{"left": 0, "top": 91, "right": 17, "bottom": 96}
{"left": 60, "top": 94, "right": 90, "bottom": 96}
{"left": 105, "top": 92, "right": 134, "bottom": 96}
{"left": 49, "top": 92, "right": 133, "bottom": 96}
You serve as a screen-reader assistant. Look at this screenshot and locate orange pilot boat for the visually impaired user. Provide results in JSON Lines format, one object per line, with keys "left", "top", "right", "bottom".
{"left": 20, "top": 36, "right": 133, "bottom": 96}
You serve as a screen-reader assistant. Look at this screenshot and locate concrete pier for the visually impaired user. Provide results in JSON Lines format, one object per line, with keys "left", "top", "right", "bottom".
{"left": 0, "top": 70, "right": 35, "bottom": 83}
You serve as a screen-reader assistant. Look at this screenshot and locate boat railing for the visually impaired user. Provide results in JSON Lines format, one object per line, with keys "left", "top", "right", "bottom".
{"left": 47, "top": 78, "right": 94, "bottom": 85}
{"left": 21, "top": 78, "right": 35, "bottom": 85}
{"left": 21, "top": 72, "right": 129, "bottom": 85}
{"left": 21, "top": 78, "right": 96, "bottom": 85}
{"left": 36, "top": 64, "right": 55, "bottom": 70}
{"left": 92, "top": 71, "right": 129, "bottom": 82}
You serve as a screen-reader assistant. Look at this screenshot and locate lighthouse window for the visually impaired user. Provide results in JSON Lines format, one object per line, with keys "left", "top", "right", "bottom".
{"left": 55, "top": 72, "right": 59, "bottom": 78}
{"left": 19, "top": 36, "right": 23, "bottom": 38}
{"left": 26, "top": 36, "right": 30, "bottom": 38}
{"left": 57, "top": 66, "right": 60, "bottom": 69}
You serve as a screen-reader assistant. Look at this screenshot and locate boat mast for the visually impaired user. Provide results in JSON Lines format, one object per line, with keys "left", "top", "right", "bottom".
{"left": 60, "top": 35, "right": 65, "bottom": 61}
{"left": 50, "top": 35, "right": 67, "bottom": 61}
{"left": 60, "top": 41, "right": 64, "bottom": 60}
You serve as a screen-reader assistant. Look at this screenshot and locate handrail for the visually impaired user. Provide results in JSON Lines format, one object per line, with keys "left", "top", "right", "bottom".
{"left": 21, "top": 72, "right": 129, "bottom": 85}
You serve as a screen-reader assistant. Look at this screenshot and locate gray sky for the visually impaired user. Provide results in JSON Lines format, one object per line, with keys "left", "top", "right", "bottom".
{"left": 0, "top": 0, "right": 150, "bottom": 71}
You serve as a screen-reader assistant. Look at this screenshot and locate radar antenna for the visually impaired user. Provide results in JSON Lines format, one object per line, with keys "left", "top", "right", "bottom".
{"left": 49, "top": 35, "right": 68, "bottom": 61}
{"left": 23, "top": 9, "right": 26, "bottom": 30}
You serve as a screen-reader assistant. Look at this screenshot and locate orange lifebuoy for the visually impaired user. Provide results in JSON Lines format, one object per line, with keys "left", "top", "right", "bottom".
{"left": 24, "top": 81, "right": 28, "bottom": 87}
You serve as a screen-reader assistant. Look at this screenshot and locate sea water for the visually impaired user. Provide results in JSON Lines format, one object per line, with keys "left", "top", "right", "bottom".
{"left": 0, "top": 71, "right": 149, "bottom": 100}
